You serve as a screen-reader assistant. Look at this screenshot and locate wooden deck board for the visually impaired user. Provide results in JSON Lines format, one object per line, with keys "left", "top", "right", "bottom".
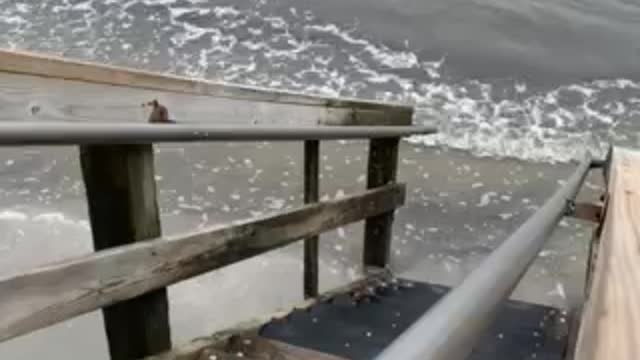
{"left": 0, "top": 49, "right": 412, "bottom": 126}
{"left": 575, "top": 147, "right": 640, "bottom": 360}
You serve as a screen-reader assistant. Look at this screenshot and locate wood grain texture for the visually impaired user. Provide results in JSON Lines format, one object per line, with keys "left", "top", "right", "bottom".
{"left": 0, "top": 49, "right": 412, "bottom": 125}
{"left": 574, "top": 147, "right": 640, "bottom": 360}
{"left": 142, "top": 269, "right": 391, "bottom": 360}
{"left": 224, "top": 335, "right": 347, "bottom": 360}
{"left": 363, "top": 137, "right": 400, "bottom": 267}
{"left": 80, "top": 144, "right": 171, "bottom": 359}
{"left": 304, "top": 140, "right": 320, "bottom": 298}
{"left": 0, "top": 185, "right": 404, "bottom": 344}
{"left": 0, "top": 72, "right": 321, "bottom": 126}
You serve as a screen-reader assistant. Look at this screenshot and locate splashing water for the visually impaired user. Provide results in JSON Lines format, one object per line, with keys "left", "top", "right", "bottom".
{"left": 1, "top": 0, "right": 639, "bottom": 162}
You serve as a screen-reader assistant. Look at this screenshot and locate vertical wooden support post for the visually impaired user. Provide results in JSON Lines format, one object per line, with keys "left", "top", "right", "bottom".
{"left": 303, "top": 140, "right": 320, "bottom": 298}
{"left": 363, "top": 137, "right": 400, "bottom": 268}
{"left": 80, "top": 144, "right": 171, "bottom": 360}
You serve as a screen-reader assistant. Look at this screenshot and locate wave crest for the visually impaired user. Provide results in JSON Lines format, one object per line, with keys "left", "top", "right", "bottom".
{"left": 1, "top": 0, "right": 638, "bottom": 162}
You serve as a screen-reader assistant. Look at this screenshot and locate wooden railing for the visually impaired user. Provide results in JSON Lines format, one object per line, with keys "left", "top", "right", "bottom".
{"left": 0, "top": 129, "right": 420, "bottom": 360}
{"left": 0, "top": 50, "right": 435, "bottom": 360}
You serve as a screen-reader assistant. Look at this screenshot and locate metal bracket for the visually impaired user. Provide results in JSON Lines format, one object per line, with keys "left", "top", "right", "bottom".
{"left": 565, "top": 200, "right": 603, "bottom": 223}
{"left": 565, "top": 199, "right": 576, "bottom": 217}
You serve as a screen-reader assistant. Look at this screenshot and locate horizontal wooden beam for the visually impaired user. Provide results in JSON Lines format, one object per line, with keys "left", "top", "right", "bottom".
{"left": 0, "top": 49, "right": 412, "bottom": 125}
{"left": 0, "top": 185, "right": 404, "bottom": 344}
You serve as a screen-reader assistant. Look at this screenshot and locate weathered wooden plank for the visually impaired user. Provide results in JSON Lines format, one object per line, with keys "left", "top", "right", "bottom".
{"left": 224, "top": 335, "right": 347, "bottom": 360}
{"left": 142, "top": 268, "right": 391, "bottom": 360}
{"left": 0, "top": 185, "right": 404, "bottom": 344}
{"left": 0, "top": 49, "right": 412, "bottom": 125}
{"left": 574, "top": 147, "right": 640, "bottom": 360}
{"left": 193, "top": 349, "right": 255, "bottom": 360}
{"left": 304, "top": 140, "right": 320, "bottom": 298}
{"left": 363, "top": 138, "right": 400, "bottom": 267}
{"left": 80, "top": 144, "right": 171, "bottom": 359}
{"left": 0, "top": 72, "right": 317, "bottom": 126}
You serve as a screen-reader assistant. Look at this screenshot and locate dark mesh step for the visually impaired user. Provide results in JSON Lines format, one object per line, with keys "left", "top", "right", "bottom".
{"left": 260, "top": 279, "right": 569, "bottom": 360}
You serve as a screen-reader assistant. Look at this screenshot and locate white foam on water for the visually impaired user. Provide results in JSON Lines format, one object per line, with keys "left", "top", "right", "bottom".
{"left": 32, "top": 212, "right": 91, "bottom": 230}
{"left": 1, "top": 0, "right": 638, "bottom": 162}
{"left": 539, "top": 250, "right": 556, "bottom": 258}
{"left": 499, "top": 213, "right": 514, "bottom": 220}
{"left": 178, "top": 203, "right": 203, "bottom": 211}
{"left": 0, "top": 209, "right": 90, "bottom": 232}
{"left": 476, "top": 192, "right": 497, "bottom": 207}
{"left": 547, "top": 282, "right": 567, "bottom": 300}
{"left": 263, "top": 196, "right": 285, "bottom": 210}
{"left": 0, "top": 210, "right": 28, "bottom": 221}
{"left": 471, "top": 182, "right": 484, "bottom": 189}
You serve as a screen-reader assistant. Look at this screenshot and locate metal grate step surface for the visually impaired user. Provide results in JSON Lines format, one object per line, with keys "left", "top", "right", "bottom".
{"left": 260, "top": 279, "right": 569, "bottom": 360}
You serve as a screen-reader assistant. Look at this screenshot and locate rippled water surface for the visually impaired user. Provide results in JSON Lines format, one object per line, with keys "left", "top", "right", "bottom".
{"left": 1, "top": 0, "right": 639, "bottom": 161}
{"left": 0, "top": 0, "right": 636, "bottom": 358}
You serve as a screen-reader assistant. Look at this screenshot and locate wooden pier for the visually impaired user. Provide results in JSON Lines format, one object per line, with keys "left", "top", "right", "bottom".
{"left": 0, "top": 50, "right": 638, "bottom": 360}
{"left": 0, "top": 49, "right": 420, "bottom": 360}
{"left": 574, "top": 148, "right": 640, "bottom": 360}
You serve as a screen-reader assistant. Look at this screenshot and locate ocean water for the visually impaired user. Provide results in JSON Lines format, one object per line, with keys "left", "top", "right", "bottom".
{"left": 0, "top": 0, "right": 637, "bottom": 358}
{"left": 1, "top": 0, "right": 639, "bottom": 161}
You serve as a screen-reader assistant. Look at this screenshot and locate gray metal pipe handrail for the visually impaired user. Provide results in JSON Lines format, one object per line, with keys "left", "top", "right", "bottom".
{"left": 376, "top": 156, "right": 592, "bottom": 360}
{"left": 0, "top": 123, "right": 436, "bottom": 146}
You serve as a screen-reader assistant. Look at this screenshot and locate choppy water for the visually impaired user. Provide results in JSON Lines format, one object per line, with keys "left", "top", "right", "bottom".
{"left": 1, "top": 0, "right": 639, "bottom": 162}
{"left": 0, "top": 0, "right": 634, "bottom": 358}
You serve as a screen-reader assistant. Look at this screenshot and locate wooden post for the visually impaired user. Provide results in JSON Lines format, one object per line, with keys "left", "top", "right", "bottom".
{"left": 363, "top": 137, "right": 400, "bottom": 267}
{"left": 303, "top": 140, "right": 320, "bottom": 298}
{"left": 80, "top": 144, "right": 171, "bottom": 360}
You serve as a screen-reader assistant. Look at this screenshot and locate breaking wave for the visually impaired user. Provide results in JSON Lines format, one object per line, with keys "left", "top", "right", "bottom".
{"left": 1, "top": 0, "right": 638, "bottom": 162}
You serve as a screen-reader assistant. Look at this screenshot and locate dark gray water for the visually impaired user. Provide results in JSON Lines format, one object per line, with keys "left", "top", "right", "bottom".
{"left": 0, "top": 0, "right": 633, "bottom": 358}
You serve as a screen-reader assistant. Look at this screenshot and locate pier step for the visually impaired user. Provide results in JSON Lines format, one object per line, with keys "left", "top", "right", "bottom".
{"left": 199, "top": 335, "right": 346, "bottom": 359}
{"left": 254, "top": 279, "right": 570, "bottom": 360}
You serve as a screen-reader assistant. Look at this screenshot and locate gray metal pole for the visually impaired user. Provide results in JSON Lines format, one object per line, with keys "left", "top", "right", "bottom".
{"left": 0, "top": 123, "right": 436, "bottom": 146}
{"left": 375, "top": 156, "right": 592, "bottom": 360}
